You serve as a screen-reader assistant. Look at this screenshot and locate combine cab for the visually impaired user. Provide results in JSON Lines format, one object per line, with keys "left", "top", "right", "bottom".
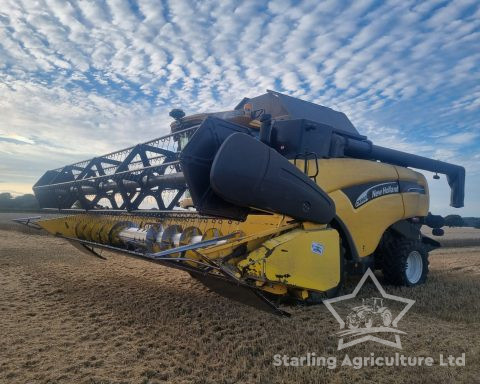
{"left": 22, "top": 90, "right": 465, "bottom": 316}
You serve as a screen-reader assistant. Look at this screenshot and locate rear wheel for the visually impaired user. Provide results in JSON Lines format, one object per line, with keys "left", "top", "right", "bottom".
{"left": 381, "top": 237, "right": 429, "bottom": 286}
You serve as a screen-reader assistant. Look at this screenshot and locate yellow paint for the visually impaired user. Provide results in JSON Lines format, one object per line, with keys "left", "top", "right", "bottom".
{"left": 295, "top": 158, "right": 429, "bottom": 257}
{"left": 293, "top": 289, "right": 310, "bottom": 300}
{"left": 331, "top": 190, "right": 404, "bottom": 257}
{"left": 255, "top": 282, "right": 288, "bottom": 295}
{"left": 38, "top": 212, "right": 290, "bottom": 241}
{"left": 295, "top": 158, "right": 398, "bottom": 193}
{"left": 396, "top": 166, "right": 429, "bottom": 218}
{"left": 238, "top": 228, "right": 340, "bottom": 292}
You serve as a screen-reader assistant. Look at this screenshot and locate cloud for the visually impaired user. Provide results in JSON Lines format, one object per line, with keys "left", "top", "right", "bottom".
{"left": 0, "top": 132, "right": 35, "bottom": 145}
{"left": 439, "top": 132, "right": 478, "bottom": 145}
{"left": 0, "top": 0, "right": 479, "bottom": 214}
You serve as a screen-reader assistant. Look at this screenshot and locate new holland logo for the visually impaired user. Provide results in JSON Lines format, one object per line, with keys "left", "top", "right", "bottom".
{"left": 324, "top": 269, "right": 415, "bottom": 350}
{"left": 354, "top": 182, "right": 399, "bottom": 208}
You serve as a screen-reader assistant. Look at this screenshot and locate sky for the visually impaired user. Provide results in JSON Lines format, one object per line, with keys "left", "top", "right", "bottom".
{"left": 0, "top": 0, "right": 479, "bottom": 216}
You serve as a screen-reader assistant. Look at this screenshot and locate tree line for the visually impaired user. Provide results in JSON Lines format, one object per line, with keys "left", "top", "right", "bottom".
{"left": 445, "top": 215, "right": 480, "bottom": 229}
{"left": 0, "top": 193, "right": 39, "bottom": 210}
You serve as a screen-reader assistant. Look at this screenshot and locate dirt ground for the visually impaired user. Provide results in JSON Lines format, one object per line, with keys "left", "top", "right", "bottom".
{"left": 0, "top": 219, "right": 479, "bottom": 383}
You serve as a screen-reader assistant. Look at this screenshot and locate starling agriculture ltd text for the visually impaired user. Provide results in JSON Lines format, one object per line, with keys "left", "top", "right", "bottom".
{"left": 272, "top": 352, "right": 466, "bottom": 369}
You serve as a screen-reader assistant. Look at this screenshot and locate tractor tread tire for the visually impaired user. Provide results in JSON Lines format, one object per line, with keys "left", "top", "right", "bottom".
{"left": 381, "top": 236, "right": 429, "bottom": 286}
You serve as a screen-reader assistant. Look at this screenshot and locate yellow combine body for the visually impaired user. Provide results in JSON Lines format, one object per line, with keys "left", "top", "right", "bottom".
{"left": 25, "top": 91, "right": 464, "bottom": 315}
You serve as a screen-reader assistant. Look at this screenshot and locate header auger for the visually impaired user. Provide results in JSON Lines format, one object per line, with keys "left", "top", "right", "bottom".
{"left": 25, "top": 90, "right": 465, "bottom": 315}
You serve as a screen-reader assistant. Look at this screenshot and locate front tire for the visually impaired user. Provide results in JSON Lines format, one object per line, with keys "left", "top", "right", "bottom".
{"left": 381, "top": 237, "right": 429, "bottom": 286}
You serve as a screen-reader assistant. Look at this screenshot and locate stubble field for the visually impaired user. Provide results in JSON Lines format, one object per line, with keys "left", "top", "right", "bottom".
{"left": 0, "top": 213, "right": 479, "bottom": 383}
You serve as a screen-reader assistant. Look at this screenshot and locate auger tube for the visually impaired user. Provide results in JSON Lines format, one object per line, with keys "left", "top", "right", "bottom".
{"left": 345, "top": 139, "right": 465, "bottom": 208}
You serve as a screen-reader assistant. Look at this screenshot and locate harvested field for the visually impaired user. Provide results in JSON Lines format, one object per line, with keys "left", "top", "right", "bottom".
{"left": 0, "top": 215, "right": 479, "bottom": 383}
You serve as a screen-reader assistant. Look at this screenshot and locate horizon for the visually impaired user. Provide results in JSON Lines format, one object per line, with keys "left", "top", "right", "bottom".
{"left": 1, "top": 0, "right": 479, "bottom": 216}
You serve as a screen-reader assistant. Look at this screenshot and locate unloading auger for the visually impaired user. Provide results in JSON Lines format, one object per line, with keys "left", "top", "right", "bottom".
{"left": 22, "top": 90, "right": 465, "bottom": 315}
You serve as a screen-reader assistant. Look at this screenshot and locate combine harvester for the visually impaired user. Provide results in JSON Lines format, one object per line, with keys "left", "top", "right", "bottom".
{"left": 22, "top": 91, "right": 465, "bottom": 315}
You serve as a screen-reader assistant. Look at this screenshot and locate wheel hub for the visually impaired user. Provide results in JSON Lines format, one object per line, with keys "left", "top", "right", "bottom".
{"left": 406, "top": 250, "right": 423, "bottom": 284}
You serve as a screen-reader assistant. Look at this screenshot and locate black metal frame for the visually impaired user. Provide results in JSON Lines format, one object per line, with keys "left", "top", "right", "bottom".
{"left": 11, "top": 216, "right": 43, "bottom": 230}
{"left": 34, "top": 127, "right": 198, "bottom": 211}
